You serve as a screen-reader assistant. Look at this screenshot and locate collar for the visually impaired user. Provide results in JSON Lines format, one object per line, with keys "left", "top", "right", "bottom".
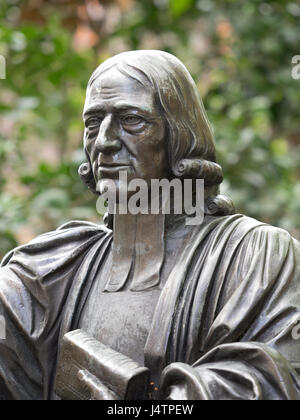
{"left": 104, "top": 212, "right": 166, "bottom": 292}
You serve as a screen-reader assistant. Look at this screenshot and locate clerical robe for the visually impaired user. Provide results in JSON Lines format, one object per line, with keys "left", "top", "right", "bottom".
{"left": 0, "top": 214, "right": 300, "bottom": 400}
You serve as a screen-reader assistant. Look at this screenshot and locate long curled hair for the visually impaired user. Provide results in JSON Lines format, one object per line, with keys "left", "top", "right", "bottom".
{"left": 79, "top": 50, "right": 235, "bottom": 216}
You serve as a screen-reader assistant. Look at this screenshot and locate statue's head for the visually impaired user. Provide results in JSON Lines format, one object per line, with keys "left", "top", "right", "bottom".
{"left": 80, "top": 50, "right": 234, "bottom": 215}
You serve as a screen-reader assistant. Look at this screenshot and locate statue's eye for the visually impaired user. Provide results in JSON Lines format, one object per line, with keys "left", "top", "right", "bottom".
{"left": 122, "top": 115, "right": 144, "bottom": 125}
{"left": 86, "top": 118, "right": 101, "bottom": 129}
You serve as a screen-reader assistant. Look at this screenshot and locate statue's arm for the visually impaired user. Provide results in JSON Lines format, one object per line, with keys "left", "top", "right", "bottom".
{"left": 160, "top": 226, "right": 300, "bottom": 400}
{"left": 160, "top": 342, "right": 300, "bottom": 400}
{"left": 0, "top": 266, "right": 44, "bottom": 400}
{"left": 0, "top": 223, "right": 106, "bottom": 400}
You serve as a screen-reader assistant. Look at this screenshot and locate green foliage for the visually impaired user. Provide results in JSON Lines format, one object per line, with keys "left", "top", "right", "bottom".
{"left": 0, "top": 0, "right": 299, "bottom": 259}
{"left": 169, "top": 0, "right": 195, "bottom": 17}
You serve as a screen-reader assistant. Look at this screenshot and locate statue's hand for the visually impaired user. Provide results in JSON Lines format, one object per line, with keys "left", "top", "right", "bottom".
{"left": 163, "top": 384, "right": 189, "bottom": 400}
{"left": 159, "top": 362, "right": 200, "bottom": 400}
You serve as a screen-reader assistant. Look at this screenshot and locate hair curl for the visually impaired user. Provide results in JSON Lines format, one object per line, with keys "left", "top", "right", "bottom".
{"left": 79, "top": 50, "right": 235, "bottom": 216}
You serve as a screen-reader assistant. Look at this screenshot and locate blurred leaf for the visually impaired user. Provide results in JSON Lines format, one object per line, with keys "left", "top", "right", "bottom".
{"left": 169, "top": 0, "right": 194, "bottom": 17}
{"left": 271, "top": 139, "right": 289, "bottom": 156}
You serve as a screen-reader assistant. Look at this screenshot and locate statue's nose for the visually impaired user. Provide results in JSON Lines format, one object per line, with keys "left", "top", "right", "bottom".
{"left": 95, "top": 114, "right": 122, "bottom": 154}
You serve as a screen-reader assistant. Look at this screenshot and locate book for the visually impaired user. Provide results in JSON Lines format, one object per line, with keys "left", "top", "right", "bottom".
{"left": 55, "top": 329, "right": 150, "bottom": 400}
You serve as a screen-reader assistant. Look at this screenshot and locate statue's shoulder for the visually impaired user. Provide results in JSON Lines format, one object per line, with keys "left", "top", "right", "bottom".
{"left": 237, "top": 214, "right": 296, "bottom": 241}
{"left": 1, "top": 220, "right": 111, "bottom": 267}
{"left": 221, "top": 214, "right": 300, "bottom": 253}
{"left": 56, "top": 220, "right": 110, "bottom": 233}
{"left": 206, "top": 213, "right": 299, "bottom": 249}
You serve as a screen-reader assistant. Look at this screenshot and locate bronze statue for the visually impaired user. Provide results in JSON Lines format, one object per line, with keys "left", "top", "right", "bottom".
{"left": 0, "top": 50, "right": 300, "bottom": 400}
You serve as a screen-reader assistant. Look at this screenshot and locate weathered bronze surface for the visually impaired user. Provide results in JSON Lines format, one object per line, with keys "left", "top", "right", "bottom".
{"left": 55, "top": 329, "right": 150, "bottom": 400}
{"left": 0, "top": 50, "right": 300, "bottom": 400}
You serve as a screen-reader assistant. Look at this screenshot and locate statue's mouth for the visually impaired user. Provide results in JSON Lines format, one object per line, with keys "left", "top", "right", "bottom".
{"left": 98, "top": 164, "right": 132, "bottom": 176}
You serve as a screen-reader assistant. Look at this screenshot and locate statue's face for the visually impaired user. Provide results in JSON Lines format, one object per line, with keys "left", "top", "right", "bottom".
{"left": 83, "top": 67, "right": 170, "bottom": 196}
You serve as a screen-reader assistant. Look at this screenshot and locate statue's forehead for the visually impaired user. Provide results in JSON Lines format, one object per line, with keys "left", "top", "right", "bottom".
{"left": 89, "top": 68, "right": 147, "bottom": 95}
{"left": 85, "top": 69, "right": 156, "bottom": 112}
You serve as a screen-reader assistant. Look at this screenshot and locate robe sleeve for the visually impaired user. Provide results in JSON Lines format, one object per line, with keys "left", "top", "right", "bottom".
{"left": 0, "top": 222, "right": 105, "bottom": 400}
{"left": 160, "top": 225, "right": 300, "bottom": 400}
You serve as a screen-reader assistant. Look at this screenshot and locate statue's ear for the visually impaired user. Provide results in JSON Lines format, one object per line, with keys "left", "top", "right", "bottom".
{"left": 78, "top": 162, "right": 98, "bottom": 195}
